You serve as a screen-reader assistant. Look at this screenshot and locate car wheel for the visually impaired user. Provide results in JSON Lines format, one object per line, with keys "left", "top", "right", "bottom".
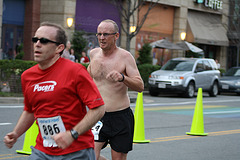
{"left": 184, "top": 82, "right": 195, "bottom": 98}
{"left": 209, "top": 81, "right": 218, "bottom": 97}
{"left": 149, "top": 87, "right": 159, "bottom": 96}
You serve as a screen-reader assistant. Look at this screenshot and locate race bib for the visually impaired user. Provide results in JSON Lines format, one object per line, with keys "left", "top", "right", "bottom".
{"left": 91, "top": 121, "right": 103, "bottom": 140}
{"left": 37, "top": 116, "right": 66, "bottom": 147}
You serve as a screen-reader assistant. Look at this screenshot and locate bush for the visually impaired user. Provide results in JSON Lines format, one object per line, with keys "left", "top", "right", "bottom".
{"left": 138, "top": 64, "right": 161, "bottom": 88}
{"left": 0, "top": 59, "right": 160, "bottom": 94}
{"left": 0, "top": 60, "right": 37, "bottom": 93}
{"left": 219, "top": 68, "right": 226, "bottom": 76}
{"left": 81, "top": 63, "right": 89, "bottom": 68}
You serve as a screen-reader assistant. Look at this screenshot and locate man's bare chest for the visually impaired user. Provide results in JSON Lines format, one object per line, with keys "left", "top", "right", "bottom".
{"left": 91, "top": 59, "right": 123, "bottom": 80}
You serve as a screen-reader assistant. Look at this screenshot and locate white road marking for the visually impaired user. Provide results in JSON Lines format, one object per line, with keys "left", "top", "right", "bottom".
{"left": 0, "top": 105, "right": 23, "bottom": 108}
{"left": 131, "top": 99, "right": 240, "bottom": 107}
{"left": 204, "top": 110, "right": 240, "bottom": 114}
{"left": 0, "top": 123, "right": 12, "bottom": 125}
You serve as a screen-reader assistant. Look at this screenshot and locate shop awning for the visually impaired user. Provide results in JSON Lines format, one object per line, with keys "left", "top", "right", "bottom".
{"left": 187, "top": 11, "right": 229, "bottom": 46}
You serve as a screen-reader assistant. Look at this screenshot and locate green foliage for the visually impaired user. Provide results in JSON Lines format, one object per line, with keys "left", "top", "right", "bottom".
{"left": 0, "top": 92, "right": 23, "bottom": 97}
{"left": 138, "top": 43, "right": 152, "bottom": 64}
{"left": 15, "top": 50, "right": 24, "bottom": 60}
{"left": 81, "top": 63, "right": 89, "bottom": 69}
{"left": 0, "top": 59, "right": 37, "bottom": 76}
{"left": 138, "top": 64, "right": 161, "bottom": 88}
{"left": 71, "top": 31, "right": 88, "bottom": 57}
{"left": 219, "top": 68, "right": 226, "bottom": 76}
{"left": 0, "top": 60, "right": 37, "bottom": 93}
{"left": 15, "top": 43, "right": 24, "bottom": 60}
{"left": 0, "top": 59, "right": 161, "bottom": 94}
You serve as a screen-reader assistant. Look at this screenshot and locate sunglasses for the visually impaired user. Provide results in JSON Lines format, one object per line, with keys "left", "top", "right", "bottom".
{"left": 32, "top": 37, "right": 60, "bottom": 45}
{"left": 96, "top": 32, "right": 117, "bottom": 37}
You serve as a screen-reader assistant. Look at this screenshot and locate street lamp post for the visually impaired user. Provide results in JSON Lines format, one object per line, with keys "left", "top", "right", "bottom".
{"left": 67, "top": 17, "right": 74, "bottom": 28}
{"left": 180, "top": 32, "right": 186, "bottom": 57}
{"left": 180, "top": 32, "right": 186, "bottom": 41}
{"left": 130, "top": 26, "right": 136, "bottom": 33}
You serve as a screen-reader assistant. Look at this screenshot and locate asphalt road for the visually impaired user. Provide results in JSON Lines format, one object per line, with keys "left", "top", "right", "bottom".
{"left": 0, "top": 92, "right": 240, "bottom": 160}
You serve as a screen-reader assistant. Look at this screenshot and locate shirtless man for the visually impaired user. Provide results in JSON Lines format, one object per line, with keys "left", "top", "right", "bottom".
{"left": 88, "top": 19, "right": 144, "bottom": 160}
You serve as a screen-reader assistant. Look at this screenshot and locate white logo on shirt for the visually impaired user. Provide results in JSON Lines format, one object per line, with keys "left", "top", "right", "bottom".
{"left": 32, "top": 81, "right": 57, "bottom": 92}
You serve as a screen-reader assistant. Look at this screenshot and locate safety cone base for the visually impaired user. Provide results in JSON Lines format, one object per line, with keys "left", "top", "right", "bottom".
{"left": 133, "top": 139, "right": 150, "bottom": 143}
{"left": 16, "top": 150, "right": 32, "bottom": 155}
{"left": 16, "top": 121, "right": 38, "bottom": 155}
{"left": 186, "top": 132, "right": 208, "bottom": 136}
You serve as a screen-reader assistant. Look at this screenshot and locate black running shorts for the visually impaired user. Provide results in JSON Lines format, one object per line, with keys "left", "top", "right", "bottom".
{"left": 95, "top": 107, "right": 134, "bottom": 153}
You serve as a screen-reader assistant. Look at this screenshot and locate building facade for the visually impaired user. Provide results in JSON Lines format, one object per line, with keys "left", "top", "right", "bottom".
{"left": 0, "top": 0, "right": 237, "bottom": 70}
{"left": 136, "top": 0, "right": 229, "bottom": 68}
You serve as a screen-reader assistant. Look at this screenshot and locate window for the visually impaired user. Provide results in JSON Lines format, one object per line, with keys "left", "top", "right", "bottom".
{"left": 203, "top": 60, "right": 212, "bottom": 70}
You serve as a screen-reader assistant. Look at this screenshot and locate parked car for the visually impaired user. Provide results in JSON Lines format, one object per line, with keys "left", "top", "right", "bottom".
{"left": 148, "top": 57, "right": 220, "bottom": 98}
{"left": 219, "top": 67, "right": 240, "bottom": 95}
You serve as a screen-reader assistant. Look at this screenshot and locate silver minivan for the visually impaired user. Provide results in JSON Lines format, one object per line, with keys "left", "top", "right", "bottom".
{"left": 148, "top": 58, "right": 220, "bottom": 97}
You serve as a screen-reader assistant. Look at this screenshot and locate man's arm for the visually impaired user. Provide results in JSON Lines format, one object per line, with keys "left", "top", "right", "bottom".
{"left": 105, "top": 52, "right": 144, "bottom": 92}
{"left": 4, "top": 111, "right": 35, "bottom": 148}
{"left": 123, "top": 53, "right": 144, "bottom": 92}
{"left": 73, "top": 105, "right": 105, "bottom": 136}
{"left": 53, "top": 105, "right": 105, "bottom": 149}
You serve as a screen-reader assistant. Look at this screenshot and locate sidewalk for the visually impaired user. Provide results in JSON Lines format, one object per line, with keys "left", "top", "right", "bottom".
{"left": 0, "top": 91, "right": 146, "bottom": 104}
{"left": 0, "top": 97, "right": 24, "bottom": 104}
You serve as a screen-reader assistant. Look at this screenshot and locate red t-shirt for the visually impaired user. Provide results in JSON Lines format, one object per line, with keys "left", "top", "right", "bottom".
{"left": 80, "top": 56, "right": 90, "bottom": 63}
{"left": 21, "top": 58, "right": 104, "bottom": 155}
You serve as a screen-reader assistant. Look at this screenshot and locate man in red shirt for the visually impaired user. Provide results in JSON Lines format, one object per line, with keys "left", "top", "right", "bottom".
{"left": 4, "top": 22, "right": 105, "bottom": 159}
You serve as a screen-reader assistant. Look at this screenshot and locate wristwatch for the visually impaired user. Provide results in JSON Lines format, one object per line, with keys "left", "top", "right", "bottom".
{"left": 70, "top": 129, "right": 79, "bottom": 140}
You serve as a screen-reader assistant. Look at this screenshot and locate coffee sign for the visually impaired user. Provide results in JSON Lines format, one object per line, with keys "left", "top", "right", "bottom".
{"left": 205, "top": 0, "right": 223, "bottom": 10}
{"left": 194, "top": 0, "right": 223, "bottom": 10}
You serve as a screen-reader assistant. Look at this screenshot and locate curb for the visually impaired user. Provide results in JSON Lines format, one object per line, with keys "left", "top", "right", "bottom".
{"left": 0, "top": 97, "right": 24, "bottom": 104}
{"left": 0, "top": 91, "right": 148, "bottom": 104}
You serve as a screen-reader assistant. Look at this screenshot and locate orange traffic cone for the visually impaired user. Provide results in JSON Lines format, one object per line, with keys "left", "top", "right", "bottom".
{"left": 186, "top": 88, "right": 208, "bottom": 136}
{"left": 133, "top": 92, "right": 150, "bottom": 143}
{"left": 16, "top": 121, "right": 39, "bottom": 154}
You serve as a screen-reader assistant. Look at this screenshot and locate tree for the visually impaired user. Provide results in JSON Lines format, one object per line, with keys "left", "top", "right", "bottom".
{"left": 111, "top": 0, "right": 160, "bottom": 51}
{"left": 228, "top": 0, "right": 240, "bottom": 66}
{"left": 71, "top": 31, "right": 88, "bottom": 58}
{"left": 137, "top": 43, "right": 152, "bottom": 64}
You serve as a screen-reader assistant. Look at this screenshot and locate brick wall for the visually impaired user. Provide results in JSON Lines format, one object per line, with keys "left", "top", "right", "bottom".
{"left": 23, "top": 0, "right": 41, "bottom": 60}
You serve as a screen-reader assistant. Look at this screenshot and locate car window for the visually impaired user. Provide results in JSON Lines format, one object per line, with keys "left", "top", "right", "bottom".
{"left": 175, "top": 62, "right": 194, "bottom": 71}
{"left": 196, "top": 61, "right": 204, "bottom": 71}
{"left": 161, "top": 60, "right": 194, "bottom": 71}
{"left": 209, "top": 60, "right": 218, "bottom": 70}
{"left": 235, "top": 69, "right": 240, "bottom": 76}
{"left": 225, "top": 68, "right": 240, "bottom": 76}
{"left": 203, "top": 60, "right": 213, "bottom": 70}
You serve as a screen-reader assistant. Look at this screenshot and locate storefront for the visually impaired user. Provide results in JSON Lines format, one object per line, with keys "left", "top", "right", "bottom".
{"left": 135, "top": 3, "right": 176, "bottom": 66}
{"left": 186, "top": 10, "right": 229, "bottom": 59}
{"left": 0, "top": 0, "right": 231, "bottom": 69}
{"left": 1, "top": 0, "right": 25, "bottom": 59}
{"left": 135, "top": 0, "right": 229, "bottom": 69}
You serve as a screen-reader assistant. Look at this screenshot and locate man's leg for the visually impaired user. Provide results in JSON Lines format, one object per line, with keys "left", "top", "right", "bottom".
{"left": 111, "top": 149, "right": 127, "bottom": 160}
{"left": 94, "top": 141, "right": 108, "bottom": 160}
{"left": 99, "top": 155, "right": 108, "bottom": 160}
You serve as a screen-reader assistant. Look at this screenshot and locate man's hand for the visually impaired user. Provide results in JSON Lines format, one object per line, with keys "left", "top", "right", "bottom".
{"left": 4, "top": 132, "right": 18, "bottom": 148}
{"left": 106, "top": 71, "right": 124, "bottom": 82}
{"left": 53, "top": 131, "right": 74, "bottom": 150}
